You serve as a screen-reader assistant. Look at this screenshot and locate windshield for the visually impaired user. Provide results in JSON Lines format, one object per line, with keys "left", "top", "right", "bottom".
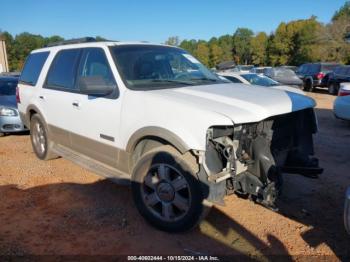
{"left": 0, "top": 79, "right": 18, "bottom": 95}
{"left": 240, "top": 73, "right": 279, "bottom": 87}
{"left": 110, "top": 45, "right": 222, "bottom": 90}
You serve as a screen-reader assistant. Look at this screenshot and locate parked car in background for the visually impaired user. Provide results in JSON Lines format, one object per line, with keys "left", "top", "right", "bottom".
{"left": 327, "top": 65, "right": 350, "bottom": 95}
{"left": 345, "top": 187, "right": 350, "bottom": 235}
{"left": 264, "top": 67, "right": 303, "bottom": 88}
{"left": 296, "top": 63, "right": 340, "bottom": 92}
{"left": 218, "top": 72, "right": 304, "bottom": 94}
{"left": 18, "top": 38, "right": 322, "bottom": 232}
{"left": 0, "top": 76, "right": 27, "bottom": 136}
{"left": 216, "top": 61, "right": 236, "bottom": 71}
{"left": 235, "top": 65, "right": 254, "bottom": 73}
{"left": 279, "top": 65, "right": 298, "bottom": 72}
{"left": 333, "top": 82, "right": 350, "bottom": 121}
{"left": 250, "top": 66, "right": 271, "bottom": 75}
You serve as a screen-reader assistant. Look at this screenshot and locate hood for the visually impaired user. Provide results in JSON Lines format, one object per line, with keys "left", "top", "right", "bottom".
{"left": 0, "top": 95, "right": 17, "bottom": 109}
{"left": 150, "top": 83, "right": 315, "bottom": 124}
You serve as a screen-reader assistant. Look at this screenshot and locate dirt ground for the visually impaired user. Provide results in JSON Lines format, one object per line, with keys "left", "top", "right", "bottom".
{"left": 0, "top": 90, "right": 349, "bottom": 260}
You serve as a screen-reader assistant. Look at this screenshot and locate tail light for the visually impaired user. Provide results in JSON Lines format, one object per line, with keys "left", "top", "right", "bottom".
{"left": 16, "top": 87, "right": 21, "bottom": 104}
{"left": 316, "top": 72, "right": 325, "bottom": 79}
{"left": 338, "top": 83, "right": 350, "bottom": 96}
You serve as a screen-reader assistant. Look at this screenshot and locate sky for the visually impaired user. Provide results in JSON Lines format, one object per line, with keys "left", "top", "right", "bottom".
{"left": 0, "top": 0, "right": 347, "bottom": 43}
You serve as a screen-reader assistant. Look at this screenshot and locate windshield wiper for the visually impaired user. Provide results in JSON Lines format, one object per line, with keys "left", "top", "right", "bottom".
{"left": 150, "top": 79, "right": 195, "bottom": 85}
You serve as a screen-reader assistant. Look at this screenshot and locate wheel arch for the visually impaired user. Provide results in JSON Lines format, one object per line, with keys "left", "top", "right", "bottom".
{"left": 24, "top": 104, "right": 46, "bottom": 129}
{"left": 126, "top": 126, "right": 190, "bottom": 155}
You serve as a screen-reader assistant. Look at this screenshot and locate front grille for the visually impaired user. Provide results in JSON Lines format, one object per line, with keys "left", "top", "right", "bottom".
{"left": 2, "top": 124, "right": 21, "bottom": 130}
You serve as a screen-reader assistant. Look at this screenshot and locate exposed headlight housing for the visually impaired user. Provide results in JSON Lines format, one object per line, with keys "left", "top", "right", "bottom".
{"left": 0, "top": 107, "right": 17, "bottom": 116}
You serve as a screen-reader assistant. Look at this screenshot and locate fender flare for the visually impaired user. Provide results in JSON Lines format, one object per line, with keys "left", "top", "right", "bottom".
{"left": 126, "top": 126, "right": 190, "bottom": 154}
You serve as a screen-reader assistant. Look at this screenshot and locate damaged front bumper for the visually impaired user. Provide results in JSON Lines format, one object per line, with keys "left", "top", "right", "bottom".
{"left": 199, "top": 108, "right": 323, "bottom": 209}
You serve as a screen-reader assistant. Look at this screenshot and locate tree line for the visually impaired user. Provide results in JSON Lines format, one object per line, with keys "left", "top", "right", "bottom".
{"left": 1, "top": 2, "right": 350, "bottom": 71}
{"left": 167, "top": 2, "right": 350, "bottom": 68}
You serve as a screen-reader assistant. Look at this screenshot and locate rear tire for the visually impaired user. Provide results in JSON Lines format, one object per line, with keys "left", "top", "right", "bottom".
{"left": 303, "top": 79, "right": 313, "bottom": 92}
{"left": 30, "top": 114, "right": 58, "bottom": 160}
{"left": 131, "top": 146, "right": 208, "bottom": 232}
{"left": 328, "top": 83, "right": 338, "bottom": 95}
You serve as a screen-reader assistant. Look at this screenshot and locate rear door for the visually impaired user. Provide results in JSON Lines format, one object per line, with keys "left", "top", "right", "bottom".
{"left": 40, "top": 48, "right": 82, "bottom": 147}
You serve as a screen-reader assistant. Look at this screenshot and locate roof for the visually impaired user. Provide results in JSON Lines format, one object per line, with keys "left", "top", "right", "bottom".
{"left": 32, "top": 41, "right": 173, "bottom": 53}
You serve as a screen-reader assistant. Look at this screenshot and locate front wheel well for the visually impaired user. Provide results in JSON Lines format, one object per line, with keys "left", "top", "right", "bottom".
{"left": 131, "top": 136, "right": 178, "bottom": 167}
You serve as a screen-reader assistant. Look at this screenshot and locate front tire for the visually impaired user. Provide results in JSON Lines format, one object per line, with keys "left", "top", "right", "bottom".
{"left": 131, "top": 146, "right": 207, "bottom": 232}
{"left": 30, "top": 114, "right": 57, "bottom": 160}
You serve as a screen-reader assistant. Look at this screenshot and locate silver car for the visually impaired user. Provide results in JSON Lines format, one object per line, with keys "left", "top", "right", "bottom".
{"left": 0, "top": 76, "right": 27, "bottom": 136}
{"left": 345, "top": 187, "right": 350, "bottom": 234}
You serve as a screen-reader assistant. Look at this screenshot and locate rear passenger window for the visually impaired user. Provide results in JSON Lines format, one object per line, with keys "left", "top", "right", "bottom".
{"left": 19, "top": 52, "right": 49, "bottom": 86}
{"left": 46, "top": 49, "right": 81, "bottom": 90}
{"left": 77, "top": 48, "right": 115, "bottom": 87}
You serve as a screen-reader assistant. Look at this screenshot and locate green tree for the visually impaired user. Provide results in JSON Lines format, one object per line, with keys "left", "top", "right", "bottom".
{"left": 165, "top": 36, "right": 180, "bottom": 46}
{"left": 332, "top": 1, "right": 350, "bottom": 21}
{"left": 209, "top": 43, "right": 223, "bottom": 68}
{"left": 218, "top": 34, "right": 233, "bottom": 61}
{"left": 232, "top": 28, "right": 254, "bottom": 64}
{"left": 179, "top": 39, "right": 197, "bottom": 55}
{"left": 193, "top": 42, "right": 210, "bottom": 66}
{"left": 251, "top": 32, "right": 268, "bottom": 65}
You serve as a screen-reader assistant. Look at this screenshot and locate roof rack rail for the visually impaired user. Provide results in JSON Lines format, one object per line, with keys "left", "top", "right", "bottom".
{"left": 45, "top": 37, "right": 97, "bottom": 47}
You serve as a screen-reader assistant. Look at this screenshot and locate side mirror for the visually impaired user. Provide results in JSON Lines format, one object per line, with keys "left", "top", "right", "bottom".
{"left": 79, "top": 76, "right": 115, "bottom": 96}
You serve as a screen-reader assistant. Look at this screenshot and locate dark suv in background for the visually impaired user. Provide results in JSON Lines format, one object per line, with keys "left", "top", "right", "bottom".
{"left": 297, "top": 63, "right": 340, "bottom": 92}
{"left": 327, "top": 65, "right": 350, "bottom": 95}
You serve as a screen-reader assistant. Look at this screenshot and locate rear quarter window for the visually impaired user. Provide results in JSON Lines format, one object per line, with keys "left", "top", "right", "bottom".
{"left": 19, "top": 52, "right": 50, "bottom": 86}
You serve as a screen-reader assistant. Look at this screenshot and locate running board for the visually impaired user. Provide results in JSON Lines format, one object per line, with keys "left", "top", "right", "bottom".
{"left": 52, "top": 144, "right": 131, "bottom": 185}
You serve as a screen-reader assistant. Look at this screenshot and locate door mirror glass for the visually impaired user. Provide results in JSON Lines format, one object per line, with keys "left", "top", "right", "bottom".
{"left": 79, "top": 76, "right": 115, "bottom": 95}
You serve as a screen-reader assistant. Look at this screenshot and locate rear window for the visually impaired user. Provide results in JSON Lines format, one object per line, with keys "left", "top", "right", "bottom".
{"left": 19, "top": 52, "right": 49, "bottom": 86}
{"left": 46, "top": 49, "right": 81, "bottom": 90}
{"left": 321, "top": 64, "right": 339, "bottom": 72}
{"left": 308, "top": 64, "right": 320, "bottom": 73}
{"left": 0, "top": 79, "right": 18, "bottom": 95}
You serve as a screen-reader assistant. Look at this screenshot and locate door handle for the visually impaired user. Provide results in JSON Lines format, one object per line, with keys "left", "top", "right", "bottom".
{"left": 72, "top": 101, "right": 80, "bottom": 108}
{"left": 39, "top": 95, "right": 45, "bottom": 100}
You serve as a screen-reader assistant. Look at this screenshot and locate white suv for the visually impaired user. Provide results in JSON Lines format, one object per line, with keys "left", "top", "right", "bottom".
{"left": 17, "top": 38, "right": 322, "bottom": 232}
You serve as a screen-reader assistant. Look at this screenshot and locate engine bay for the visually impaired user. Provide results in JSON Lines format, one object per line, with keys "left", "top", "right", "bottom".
{"left": 203, "top": 108, "right": 323, "bottom": 209}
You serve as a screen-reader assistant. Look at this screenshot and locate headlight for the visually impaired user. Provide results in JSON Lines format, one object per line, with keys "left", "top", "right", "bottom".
{"left": 0, "top": 107, "right": 17, "bottom": 116}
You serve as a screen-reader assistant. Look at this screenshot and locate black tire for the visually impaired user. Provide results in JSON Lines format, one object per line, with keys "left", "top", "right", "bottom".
{"left": 328, "top": 82, "right": 338, "bottom": 95}
{"left": 30, "top": 114, "right": 58, "bottom": 160}
{"left": 303, "top": 79, "right": 313, "bottom": 92}
{"left": 131, "top": 146, "right": 207, "bottom": 232}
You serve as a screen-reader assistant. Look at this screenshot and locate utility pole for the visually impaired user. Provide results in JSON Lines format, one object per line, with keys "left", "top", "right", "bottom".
{"left": 0, "top": 35, "right": 9, "bottom": 73}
